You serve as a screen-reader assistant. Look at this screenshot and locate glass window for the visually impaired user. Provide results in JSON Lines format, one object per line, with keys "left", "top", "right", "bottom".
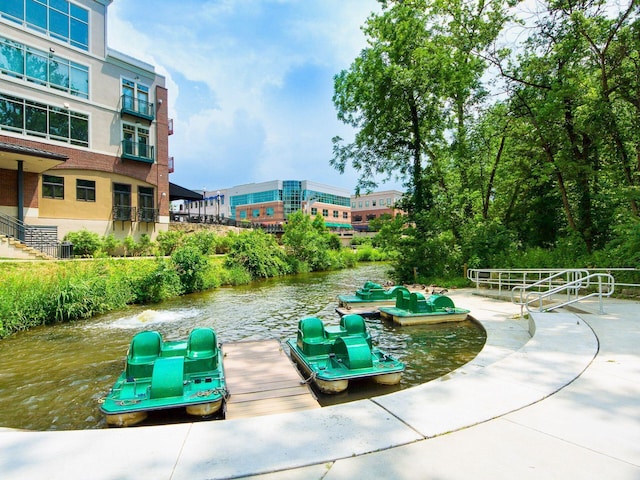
{"left": 49, "top": 9, "right": 69, "bottom": 41}
{"left": 311, "top": 207, "right": 317, "bottom": 215}
{"left": 343, "top": 212, "right": 348, "bottom": 219}
{"left": 322, "top": 209, "right": 328, "bottom": 217}
{"left": 26, "top": 0, "right": 46, "bottom": 31}
{"left": 50, "top": 0, "right": 68, "bottom": 12}
{"left": 69, "top": 16, "right": 88, "bottom": 50}
{"left": 70, "top": 3, "right": 88, "bottom": 23}
{"left": 25, "top": 100, "right": 46, "bottom": 136}
{"left": 70, "top": 112, "right": 88, "bottom": 146}
{"left": 137, "top": 84, "right": 149, "bottom": 115}
{"left": 365, "top": 201, "right": 369, "bottom": 207}
{"left": 123, "top": 124, "right": 135, "bottom": 155}
{"left": 252, "top": 209, "right": 260, "bottom": 218}
{"left": 387, "top": 198, "right": 391, "bottom": 205}
{"left": 48, "top": 107, "right": 69, "bottom": 139}
{"left": 372, "top": 200, "right": 377, "bottom": 207}
{"left": 138, "top": 127, "right": 149, "bottom": 158}
{"left": 333, "top": 210, "right": 339, "bottom": 218}
{"left": 0, "top": 38, "right": 24, "bottom": 76}
{"left": 122, "top": 79, "right": 134, "bottom": 110}
{"left": 43, "top": 175, "right": 64, "bottom": 199}
{"left": 266, "top": 207, "right": 274, "bottom": 216}
{"left": 113, "top": 183, "right": 131, "bottom": 220}
{"left": 0, "top": 1, "right": 24, "bottom": 21}
{"left": 49, "top": 56, "right": 70, "bottom": 90}
{"left": 26, "top": 50, "right": 47, "bottom": 84}
{"left": 0, "top": 94, "right": 24, "bottom": 130}
{"left": 2, "top": 1, "right": 88, "bottom": 51}
{"left": 139, "top": 186, "right": 155, "bottom": 221}
{"left": 358, "top": 201, "right": 362, "bottom": 208}
{"left": 351, "top": 202, "right": 356, "bottom": 208}
{"left": 69, "top": 62, "right": 88, "bottom": 98}
{"left": 240, "top": 210, "right": 247, "bottom": 219}
{"left": 76, "top": 179, "right": 95, "bottom": 202}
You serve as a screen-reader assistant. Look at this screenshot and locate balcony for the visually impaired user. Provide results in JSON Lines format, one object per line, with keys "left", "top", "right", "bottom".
{"left": 120, "top": 95, "right": 155, "bottom": 122}
{"left": 113, "top": 205, "right": 135, "bottom": 222}
{"left": 121, "top": 140, "right": 154, "bottom": 163}
{"left": 138, "top": 207, "right": 159, "bottom": 223}
{"left": 168, "top": 156, "right": 174, "bottom": 173}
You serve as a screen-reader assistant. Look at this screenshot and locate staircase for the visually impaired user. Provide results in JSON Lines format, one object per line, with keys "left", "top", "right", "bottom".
{"left": 0, "top": 213, "right": 61, "bottom": 260}
{"left": 0, "top": 234, "right": 53, "bottom": 260}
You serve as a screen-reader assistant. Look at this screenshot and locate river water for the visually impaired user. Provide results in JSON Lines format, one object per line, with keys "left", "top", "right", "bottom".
{"left": 0, "top": 264, "right": 485, "bottom": 431}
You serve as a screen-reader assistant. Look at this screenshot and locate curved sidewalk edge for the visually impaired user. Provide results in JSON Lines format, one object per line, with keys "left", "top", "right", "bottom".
{"left": 0, "top": 292, "right": 602, "bottom": 480}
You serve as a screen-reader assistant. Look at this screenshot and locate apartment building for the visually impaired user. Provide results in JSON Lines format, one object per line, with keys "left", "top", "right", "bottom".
{"left": 351, "top": 190, "right": 404, "bottom": 231}
{"left": 0, "top": 0, "right": 171, "bottom": 247}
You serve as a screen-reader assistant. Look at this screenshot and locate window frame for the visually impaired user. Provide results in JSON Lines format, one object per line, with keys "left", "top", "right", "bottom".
{"left": 42, "top": 174, "right": 64, "bottom": 199}
{"left": 76, "top": 178, "right": 95, "bottom": 202}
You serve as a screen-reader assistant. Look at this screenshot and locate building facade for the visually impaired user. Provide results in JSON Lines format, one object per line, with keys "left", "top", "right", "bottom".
{"left": 0, "top": 0, "right": 171, "bottom": 245}
{"left": 229, "top": 180, "right": 351, "bottom": 229}
{"left": 180, "top": 180, "right": 352, "bottom": 229}
{"left": 351, "top": 190, "right": 404, "bottom": 231}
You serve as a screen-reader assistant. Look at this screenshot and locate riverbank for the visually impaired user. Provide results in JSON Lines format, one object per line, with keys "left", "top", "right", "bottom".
{"left": 4, "top": 291, "right": 637, "bottom": 479}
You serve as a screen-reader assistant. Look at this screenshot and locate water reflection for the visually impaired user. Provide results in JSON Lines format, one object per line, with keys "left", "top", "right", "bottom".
{"left": 0, "top": 264, "right": 485, "bottom": 430}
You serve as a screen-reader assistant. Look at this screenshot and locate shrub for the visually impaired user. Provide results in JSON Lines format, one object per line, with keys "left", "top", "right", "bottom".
{"left": 225, "top": 230, "right": 291, "bottom": 279}
{"left": 156, "top": 230, "right": 184, "bottom": 255}
{"left": 171, "top": 245, "right": 209, "bottom": 293}
{"left": 63, "top": 229, "right": 101, "bottom": 257}
{"left": 131, "top": 259, "right": 182, "bottom": 303}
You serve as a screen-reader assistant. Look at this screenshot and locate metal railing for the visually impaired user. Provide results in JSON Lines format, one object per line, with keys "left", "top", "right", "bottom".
{"left": 467, "top": 267, "right": 626, "bottom": 315}
{"left": 120, "top": 95, "right": 155, "bottom": 120}
{"left": 512, "top": 271, "right": 615, "bottom": 314}
{"left": 0, "top": 212, "right": 62, "bottom": 258}
{"left": 466, "top": 268, "right": 590, "bottom": 297}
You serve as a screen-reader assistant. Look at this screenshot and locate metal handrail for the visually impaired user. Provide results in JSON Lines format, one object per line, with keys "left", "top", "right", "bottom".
{"left": 518, "top": 273, "right": 615, "bottom": 314}
{"left": 0, "top": 212, "right": 62, "bottom": 258}
{"left": 510, "top": 269, "right": 590, "bottom": 304}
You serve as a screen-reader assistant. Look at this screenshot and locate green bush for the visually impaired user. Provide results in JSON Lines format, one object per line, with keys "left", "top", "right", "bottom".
{"left": 156, "top": 230, "right": 184, "bottom": 255}
{"left": 183, "top": 231, "right": 218, "bottom": 255}
{"left": 171, "top": 245, "right": 209, "bottom": 293}
{"left": 63, "top": 229, "right": 102, "bottom": 257}
{"left": 130, "top": 259, "right": 182, "bottom": 303}
{"left": 225, "top": 230, "right": 291, "bottom": 279}
{"left": 100, "top": 234, "right": 120, "bottom": 257}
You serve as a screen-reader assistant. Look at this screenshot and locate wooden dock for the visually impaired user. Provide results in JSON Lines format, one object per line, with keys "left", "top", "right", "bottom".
{"left": 222, "top": 339, "right": 320, "bottom": 419}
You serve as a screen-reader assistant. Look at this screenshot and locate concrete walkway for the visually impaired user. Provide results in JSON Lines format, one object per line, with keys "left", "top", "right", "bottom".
{"left": 1, "top": 291, "right": 639, "bottom": 479}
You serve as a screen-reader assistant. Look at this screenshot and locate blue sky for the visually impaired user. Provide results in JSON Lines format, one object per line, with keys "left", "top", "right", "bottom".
{"left": 107, "top": 0, "right": 397, "bottom": 194}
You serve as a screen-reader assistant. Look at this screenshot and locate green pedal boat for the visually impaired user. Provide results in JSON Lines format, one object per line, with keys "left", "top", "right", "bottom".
{"left": 286, "top": 314, "right": 405, "bottom": 394}
{"left": 337, "top": 281, "right": 410, "bottom": 308}
{"left": 379, "top": 291, "right": 470, "bottom": 325}
{"left": 100, "top": 328, "right": 227, "bottom": 427}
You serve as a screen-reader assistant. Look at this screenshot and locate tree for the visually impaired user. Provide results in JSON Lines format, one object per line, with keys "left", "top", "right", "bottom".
{"left": 332, "top": 0, "right": 449, "bottom": 214}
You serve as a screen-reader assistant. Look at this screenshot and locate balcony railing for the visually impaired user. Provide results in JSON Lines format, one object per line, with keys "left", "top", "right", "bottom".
{"left": 121, "top": 140, "right": 154, "bottom": 163}
{"left": 138, "top": 207, "right": 159, "bottom": 223}
{"left": 113, "top": 205, "right": 135, "bottom": 222}
{"left": 120, "top": 95, "right": 155, "bottom": 121}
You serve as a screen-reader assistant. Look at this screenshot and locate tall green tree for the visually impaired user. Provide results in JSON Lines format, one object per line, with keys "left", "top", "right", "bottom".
{"left": 332, "top": 0, "right": 449, "bottom": 214}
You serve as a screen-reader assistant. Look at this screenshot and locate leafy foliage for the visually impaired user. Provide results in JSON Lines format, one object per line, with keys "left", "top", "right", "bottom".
{"left": 224, "top": 230, "right": 291, "bottom": 279}
{"left": 334, "top": 0, "right": 640, "bottom": 282}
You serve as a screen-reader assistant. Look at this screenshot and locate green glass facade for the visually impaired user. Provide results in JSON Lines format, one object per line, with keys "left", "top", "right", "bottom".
{"left": 229, "top": 180, "right": 351, "bottom": 224}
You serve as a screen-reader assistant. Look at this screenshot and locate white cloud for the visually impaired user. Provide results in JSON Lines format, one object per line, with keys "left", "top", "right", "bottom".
{"left": 107, "top": 0, "right": 397, "bottom": 193}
